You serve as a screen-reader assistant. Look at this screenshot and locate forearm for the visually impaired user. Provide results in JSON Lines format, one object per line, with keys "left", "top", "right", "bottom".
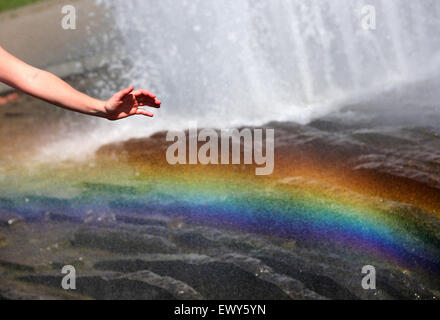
{"left": 0, "top": 45, "right": 160, "bottom": 120}
{"left": 16, "top": 69, "right": 106, "bottom": 117}
{"left": 0, "top": 46, "right": 106, "bottom": 117}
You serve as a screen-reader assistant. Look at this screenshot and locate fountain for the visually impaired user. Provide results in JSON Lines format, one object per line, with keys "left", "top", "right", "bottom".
{"left": 107, "top": 0, "right": 440, "bottom": 131}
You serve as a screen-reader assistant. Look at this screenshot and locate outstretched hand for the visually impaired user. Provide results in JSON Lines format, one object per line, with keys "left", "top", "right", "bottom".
{"left": 104, "top": 86, "right": 161, "bottom": 120}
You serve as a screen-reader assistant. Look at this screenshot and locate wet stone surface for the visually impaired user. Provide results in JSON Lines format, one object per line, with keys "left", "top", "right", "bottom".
{"left": 0, "top": 208, "right": 438, "bottom": 300}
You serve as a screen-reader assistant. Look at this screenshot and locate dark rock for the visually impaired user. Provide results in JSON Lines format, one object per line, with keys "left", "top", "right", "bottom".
{"left": 0, "top": 260, "right": 35, "bottom": 273}
{"left": 50, "top": 262, "right": 66, "bottom": 270}
{"left": 172, "top": 232, "right": 220, "bottom": 251}
{"left": 115, "top": 214, "right": 168, "bottom": 227}
{"left": 0, "top": 211, "right": 24, "bottom": 227}
{"left": 71, "top": 228, "right": 178, "bottom": 254}
{"left": 352, "top": 131, "right": 414, "bottom": 148}
{"left": 83, "top": 213, "right": 116, "bottom": 225}
{"left": 0, "top": 234, "right": 6, "bottom": 248}
{"left": 19, "top": 275, "right": 176, "bottom": 300}
{"left": 259, "top": 256, "right": 358, "bottom": 300}
{"left": 95, "top": 259, "right": 291, "bottom": 300}
{"left": 376, "top": 268, "right": 437, "bottom": 300}
{"left": 220, "top": 238, "right": 256, "bottom": 252}
{"left": 308, "top": 119, "right": 356, "bottom": 132}
{"left": 125, "top": 270, "right": 204, "bottom": 300}
{"left": 44, "top": 211, "right": 82, "bottom": 223}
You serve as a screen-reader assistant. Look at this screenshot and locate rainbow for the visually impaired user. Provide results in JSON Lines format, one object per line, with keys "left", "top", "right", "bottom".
{"left": 1, "top": 152, "right": 440, "bottom": 278}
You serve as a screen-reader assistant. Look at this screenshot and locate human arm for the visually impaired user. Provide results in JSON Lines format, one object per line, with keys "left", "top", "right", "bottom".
{"left": 0, "top": 45, "right": 161, "bottom": 120}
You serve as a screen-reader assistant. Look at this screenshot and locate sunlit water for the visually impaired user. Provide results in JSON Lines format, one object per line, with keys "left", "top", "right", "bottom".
{"left": 35, "top": 0, "right": 440, "bottom": 161}
{"left": 109, "top": 0, "right": 440, "bottom": 126}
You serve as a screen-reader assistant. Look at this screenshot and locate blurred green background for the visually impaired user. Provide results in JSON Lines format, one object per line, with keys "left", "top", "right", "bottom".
{"left": 0, "top": 0, "right": 44, "bottom": 13}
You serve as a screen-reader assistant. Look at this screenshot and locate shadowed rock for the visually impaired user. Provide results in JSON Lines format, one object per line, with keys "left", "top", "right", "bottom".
{"left": 44, "top": 211, "right": 82, "bottom": 223}
{"left": 375, "top": 268, "right": 437, "bottom": 300}
{"left": 115, "top": 214, "right": 168, "bottom": 227}
{"left": 0, "top": 211, "right": 24, "bottom": 227}
{"left": 258, "top": 256, "right": 358, "bottom": 300}
{"left": 0, "top": 234, "right": 6, "bottom": 248}
{"left": 0, "top": 260, "right": 35, "bottom": 273}
{"left": 172, "top": 232, "right": 221, "bottom": 251}
{"left": 125, "top": 270, "right": 204, "bottom": 300}
{"left": 19, "top": 275, "right": 176, "bottom": 300}
{"left": 71, "top": 228, "right": 178, "bottom": 254}
{"left": 95, "top": 259, "right": 291, "bottom": 300}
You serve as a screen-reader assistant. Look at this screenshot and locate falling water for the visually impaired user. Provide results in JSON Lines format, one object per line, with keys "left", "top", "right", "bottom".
{"left": 107, "top": 0, "right": 440, "bottom": 126}
{"left": 37, "top": 0, "right": 440, "bottom": 161}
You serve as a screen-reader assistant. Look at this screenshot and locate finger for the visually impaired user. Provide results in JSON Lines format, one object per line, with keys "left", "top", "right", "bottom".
{"left": 133, "top": 89, "right": 156, "bottom": 99}
{"left": 139, "top": 102, "right": 161, "bottom": 108}
{"left": 115, "top": 86, "right": 134, "bottom": 100}
{"left": 135, "top": 108, "right": 154, "bottom": 117}
{"left": 138, "top": 98, "right": 162, "bottom": 108}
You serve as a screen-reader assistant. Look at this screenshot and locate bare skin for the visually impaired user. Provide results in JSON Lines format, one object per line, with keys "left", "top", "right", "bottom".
{"left": 0, "top": 45, "right": 161, "bottom": 120}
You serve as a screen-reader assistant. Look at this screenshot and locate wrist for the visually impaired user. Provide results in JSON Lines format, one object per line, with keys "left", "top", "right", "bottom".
{"left": 91, "top": 100, "right": 108, "bottom": 118}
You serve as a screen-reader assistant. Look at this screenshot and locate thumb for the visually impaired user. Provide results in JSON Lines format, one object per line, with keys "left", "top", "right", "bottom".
{"left": 114, "top": 86, "right": 134, "bottom": 100}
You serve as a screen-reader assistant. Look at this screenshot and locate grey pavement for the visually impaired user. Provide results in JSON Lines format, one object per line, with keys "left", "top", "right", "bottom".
{"left": 0, "top": 0, "right": 119, "bottom": 93}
